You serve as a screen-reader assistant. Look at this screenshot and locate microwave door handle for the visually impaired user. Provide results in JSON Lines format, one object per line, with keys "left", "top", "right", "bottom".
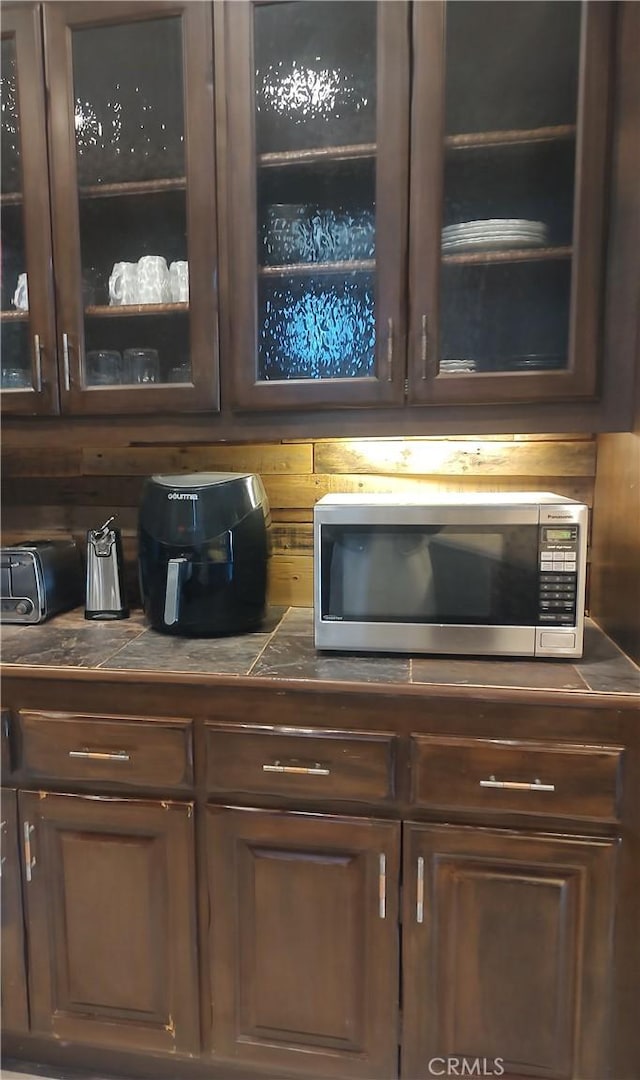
{"left": 164, "top": 557, "right": 188, "bottom": 627}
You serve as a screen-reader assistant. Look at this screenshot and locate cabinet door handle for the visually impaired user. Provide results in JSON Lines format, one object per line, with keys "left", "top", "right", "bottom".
{"left": 420, "top": 314, "right": 428, "bottom": 379}
{"left": 379, "top": 853, "right": 386, "bottom": 919}
{"left": 69, "top": 749, "right": 130, "bottom": 762}
{"left": 416, "top": 856, "right": 425, "bottom": 923}
{"left": 62, "top": 332, "right": 71, "bottom": 390}
{"left": 386, "top": 317, "right": 393, "bottom": 381}
{"left": 262, "top": 760, "right": 330, "bottom": 776}
{"left": 23, "top": 821, "right": 36, "bottom": 882}
{"left": 479, "top": 775, "right": 555, "bottom": 792}
{"left": 34, "top": 334, "right": 43, "bottom": 391}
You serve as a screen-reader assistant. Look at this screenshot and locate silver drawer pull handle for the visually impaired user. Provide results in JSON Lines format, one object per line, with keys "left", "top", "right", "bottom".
{"left": 34, "top": 334, "right": 43, "bottom": 391}
{"left": 386, "top": 317, "right": 393, "bottom": 381}
{"left": 62, "top": 332, "right": 71, "bottom": 390}
{"left": 69, "top": 749, "right": 130, "bottom": 762}
{"left": 420, "top": 314, "right": 428, "bottom": 379}
{"left": 262, "top": 761, "right": 330, "bottom": 776}
{"left": 379, "top": 854, "right": 386, "bottom": 919}
{"left": 416, "top": 856, "right": 425, "bottom": 924}
{"left": 480, "top": 775, "right": 555, "bottom": 792}
{"left": 23, "top": 821, "right": 36, "bottom": 882}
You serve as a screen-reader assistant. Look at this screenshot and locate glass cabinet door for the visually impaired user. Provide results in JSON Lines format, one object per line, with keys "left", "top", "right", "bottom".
{"left": 221, "top": 1, "right": 409, "bottom": 409}
{"left": 408, "top": 1, "right": 613, "bottom": 405}
{"left": 43, "top": 2, "right": 218, "bottom": 414}
{"left": 1, "top": 5, "right": 58, "bottom": 415}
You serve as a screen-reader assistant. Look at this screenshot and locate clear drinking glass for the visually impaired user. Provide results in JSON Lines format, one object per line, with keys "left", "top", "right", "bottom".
{"left": 123, "top": 347, "right": 160, "bottom": 384}
{"left": 86, "top": 349, "right": 123, "bottom": 386}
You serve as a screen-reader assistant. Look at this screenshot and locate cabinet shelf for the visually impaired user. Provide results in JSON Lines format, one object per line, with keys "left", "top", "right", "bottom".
{"left": 445, "top": 124, "right": 577, "bottom": 151}
{"left": 259, "top": 259, "right": 375, "bottom": 278}
{"left": 0, "top": 192, "right": 23, "bottom": 206}
{"left": 255, "top": 128, "right": 574, "bottom": 170}
{"left": 0, "top": 310, "right": 29, "bottom": 322}
{"left": 78, "top": 177, "right": 186, "bottom": 199}
{"left": 84, "top": 302, "right": 189, "bottom": 317}
{"left": 258, "top": 143, "right": 377, "bottom": 169}
{"left": 442, "top": 245, "right": 572, "bottom": 266}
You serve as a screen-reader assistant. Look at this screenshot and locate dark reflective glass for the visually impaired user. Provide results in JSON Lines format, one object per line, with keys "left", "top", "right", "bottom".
{"left": 72, "top": 18, "right": 185, "bottom": 186}
{"left": 439, "top": 1, "right": 581, "bottom": 375}
{"left": 1, "top": 38, "right": 21, "bottom": 193}
{"left": 259, "top": 272, "right": 375, "bottom": 381}
{"left": 321, "top": 524, "right": 540, "bottom": 625}
{"left": 254, "top": 2, "right": 378, "bottom": 382}
{"left": 72, "top": 18, "right": 191, "bottom": 388}
{"left": 254, "top": 1, "right": 377, "bottom": 154}
{"left": 1, "top": 322, "right": 31, "bottom": 389}
{"left": 445, "top": 1, "right": 581, "bottom": 134}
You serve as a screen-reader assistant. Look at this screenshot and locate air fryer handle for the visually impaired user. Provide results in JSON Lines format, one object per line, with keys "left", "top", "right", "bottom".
{"left": 164, "top": 557, "right": 188, "bottom": 627}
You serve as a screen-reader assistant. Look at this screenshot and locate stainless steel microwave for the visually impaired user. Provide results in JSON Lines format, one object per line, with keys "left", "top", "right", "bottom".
{"left": 314, "top": 492, "right": 588, "bottom": 659}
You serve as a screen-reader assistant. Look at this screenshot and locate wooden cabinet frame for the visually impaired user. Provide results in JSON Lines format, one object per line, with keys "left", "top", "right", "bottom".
{"left": 218, "top": 0, "right": 411, "bottom": 410}
{"left": 43, "top": 0, "right": 219, "bottom": 415}
{"left": 0, "top": 788, "right": 29, "bottom": 1032}
{"left": 19, "top": 790, "right": 200, "bottom": 1053}
{"left": 401, "top": 822, "right": 618, "bottom": 1080}
{"left": 407, "top": 0, "right": 615, "bottom": 406}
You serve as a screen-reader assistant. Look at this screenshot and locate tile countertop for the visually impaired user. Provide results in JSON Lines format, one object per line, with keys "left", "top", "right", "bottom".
{"left": 1, "top": 606, "right": 639, "bottom": 699}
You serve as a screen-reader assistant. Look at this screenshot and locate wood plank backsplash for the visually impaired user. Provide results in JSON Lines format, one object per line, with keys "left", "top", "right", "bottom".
{"left": 1, "top": 434, "right": 596, "bottom": 607}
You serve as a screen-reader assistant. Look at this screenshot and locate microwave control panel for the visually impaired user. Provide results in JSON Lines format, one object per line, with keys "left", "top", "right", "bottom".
{"left": 538, "top": 525, "right": 579, "bottom": 625}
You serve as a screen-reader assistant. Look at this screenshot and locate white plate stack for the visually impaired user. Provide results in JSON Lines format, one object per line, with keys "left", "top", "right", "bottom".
{"left": 442, "top": 219, "right": 549, "bottom": 253}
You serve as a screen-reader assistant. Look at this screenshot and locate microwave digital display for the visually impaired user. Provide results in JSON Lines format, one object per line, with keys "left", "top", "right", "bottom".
{"left": 543, "top": 527, "right": 577, "bottom": 542}
{"left": 320, "top": 523, "right": 539, "bottom": 626}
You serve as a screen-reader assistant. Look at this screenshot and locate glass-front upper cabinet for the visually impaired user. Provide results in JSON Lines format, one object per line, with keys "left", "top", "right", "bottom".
{"left": 221, "top": 0, "right": 410, "bottom": 409}
{"left": 408, "top": 1, "right": 613, "bottom": 405}
{"left": 1, "top": 4, "right": 58, "bottom": 415}
{"left": 43, "top": 2, "right": 218, "bottom": 414}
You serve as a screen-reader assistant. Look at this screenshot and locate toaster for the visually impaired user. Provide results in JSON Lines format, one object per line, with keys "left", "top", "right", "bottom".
{"left": 0, "top": 540, "right": 84, "bottom": 624}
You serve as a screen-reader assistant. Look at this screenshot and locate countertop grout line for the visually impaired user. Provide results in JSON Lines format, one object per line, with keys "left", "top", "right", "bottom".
{"left": 95, "top": 625, "right": 150, "bottom": 669}
{"left": 246, "top": 607, "right": 292, "bottom": 675}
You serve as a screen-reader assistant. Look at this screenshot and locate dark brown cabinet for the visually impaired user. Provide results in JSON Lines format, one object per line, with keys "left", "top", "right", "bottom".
{"left": 19, "top": 790, "right": 200, "bottom": 1054}
{"left": 1, "top": 0, "right": 219, "bottom": 417}
{"left": 408, "top": 1, "right": 613, "bottom": 407}
{"left": 206, "top": 805, "right": 400, "bottom": 1078}
{"left": 3, "top": 0, "right": 625, "bottom": 426}
{"left": 1, "top": 788, "right": 29, "bottom": 1033}
{"left": 220, "top": 0, "right": 617, "bottom": 414}
{"left": 220, "top": 1, "right": 410, "bottom": 410}
{"left": 401, "top": 823, "right": 618, "bottom": 1080}
{"left": 1, "top": 684, "right": 636, "bottom": 1080}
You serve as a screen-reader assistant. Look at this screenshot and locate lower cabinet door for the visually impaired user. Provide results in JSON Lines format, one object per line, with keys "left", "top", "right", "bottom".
{"left": 402, "top": 823, "right": 618, "bottom": 1080}
{"left": 207, "top": 806, "right": 400, "bottom": 1079}
{"left": 20, "top": 791, "right": 199, "bottom": 1055}
{"left": 1, "top": 788, "right": 29, "bottom": 1032}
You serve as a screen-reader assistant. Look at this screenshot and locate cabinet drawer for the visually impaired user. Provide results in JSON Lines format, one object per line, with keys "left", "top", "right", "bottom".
{"left": 18, "top": 711, "right": 192, "bottom": 790}
{"left": 411, "top": 736, "right": 623, "bottom": 822}
{"left": 206, "top": 724, "right": 396, "bottom": 802}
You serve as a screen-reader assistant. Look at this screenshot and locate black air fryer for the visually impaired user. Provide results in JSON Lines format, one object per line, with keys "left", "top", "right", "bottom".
{"left": 138, "top": 472, "right": 270, "bottom": 635}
